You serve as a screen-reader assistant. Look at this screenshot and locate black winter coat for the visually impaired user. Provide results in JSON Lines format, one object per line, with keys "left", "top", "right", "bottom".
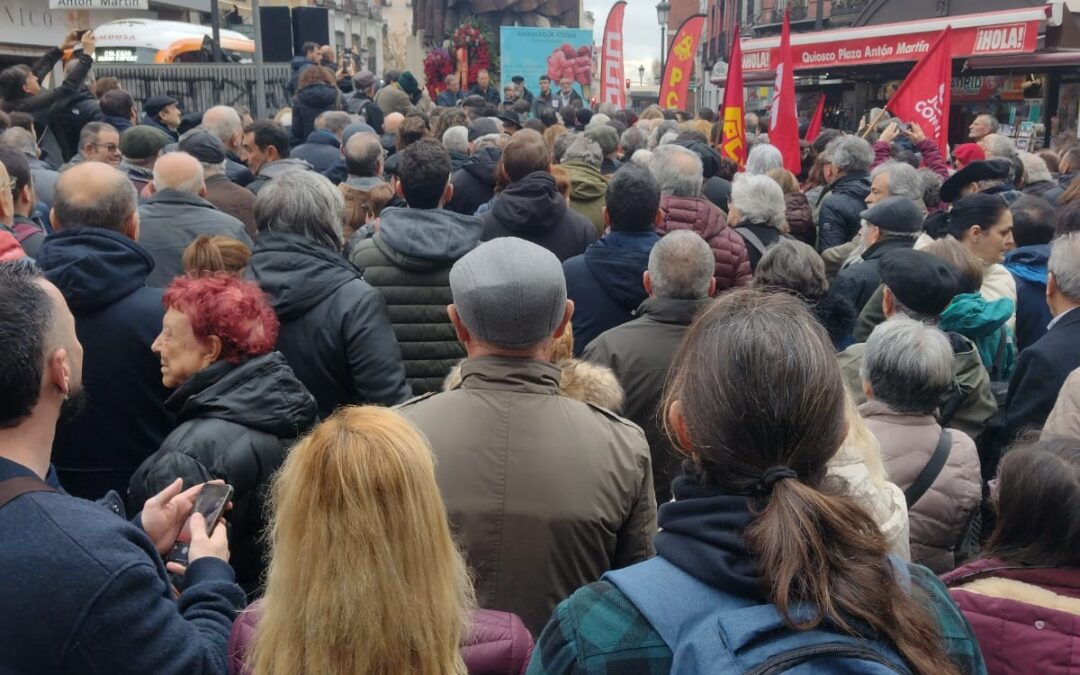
{"left": 817, "top": 171, "right": 871, "bottom": 251}
{"left": 128, "top": 352, "right": 317, "bottom": 592}
{"left": 448, "top": 146, "right": 501, "bottom": 215}
{"left": 480, "top": 171, "right": 597, "bottom": 261}
{"left": 1004, "top": 309, "right": 1080, "bottom": 441}
{"left": 291, "top": 83, "right": 340, "bottom": 144}
{"left": 49, "top": 87, "right": 104, "bottom": 162}
{"left": 349, "top": 206, "right": 483, "bottom": 394}
{"left": 248, "top": 231, "right": 411, "bottom": 418}
{"left": 2, "top": 50, "right": 93, "bottom": 138}
{"left": 345, "top": 91, "right": 384, "bottom": 134}
{"left": 825, "top": 237, "right": 915, "bottom": 315}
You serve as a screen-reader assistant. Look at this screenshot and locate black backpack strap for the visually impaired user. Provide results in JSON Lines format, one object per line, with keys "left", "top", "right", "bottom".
{"left": 904, "top": 430, "right": 952, "bottom": 508}
{"left": 991, "top": 325, "right": 1007, "bottom": 380}
{"left": 735, "top": 227, "right": 769, "bottom": 258}
{"left": 0, "top": 475, "right": 56, "bottom": 509}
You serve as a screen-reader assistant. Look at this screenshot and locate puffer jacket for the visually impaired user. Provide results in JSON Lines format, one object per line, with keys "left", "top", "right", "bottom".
{"left": 940, "top": 292, "right": 1017, "bottom": 381}
{"left": 480, "top": 171, "right": 597, "bottom": 262}
{"left": 290, "top": 83, "right": 340, "bottom": 144}
{"left": 227, "top": 603, "right": 534, "bottom": 675}
{"left": 783, "top": 191, "right": 815, "bottom": 245}
{"left": 449, "top": 146, "right": 501, "bottom": 216}
{"left": 348, "top": 206, "right": 484, "bottom": 395}
{"left": 128, "top": 353, "right": 317, "bottom": 592}
{"left": 247, "top": 231, "right": 411, "bottom": 418}
{"left": 561, "top": 159, "right": 608, "bottom": 234}
{"left": 943, "top": 559, "right": 1080, "bottom": 675}
{"left": 860, "top": 399, "right": 982, "bottom": 574}
{"left": 1043, "top": 367, "right": 1080, "bottom": 439}
{"left": 656, "top": 194, "right": 751, "bottom": 291}
{"left": 817, "top": 171, "right": 871, "bottom": 251}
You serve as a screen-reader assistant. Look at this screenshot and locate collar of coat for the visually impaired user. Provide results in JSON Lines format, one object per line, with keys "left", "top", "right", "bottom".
{"left": 634, "top": 296, "right": 712, "bottom": 325}
{"left": 457, "top": 355, "right": 562, "bottom": 395}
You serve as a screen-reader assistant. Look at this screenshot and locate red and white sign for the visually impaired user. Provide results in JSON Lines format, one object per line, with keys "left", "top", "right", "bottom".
{"left": 600, "top": 1, "right": 627, "bottom": 108}
{"left": 885, "top": 27, "right": 953, "bottom": 157}
{"left": 739, "top": 7, "right": 1045, "bottom": 73}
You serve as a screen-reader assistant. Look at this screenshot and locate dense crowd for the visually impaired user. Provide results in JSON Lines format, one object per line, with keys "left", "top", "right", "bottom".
{"left": 2, "top": 29, "right": 1080, "bottom": 675}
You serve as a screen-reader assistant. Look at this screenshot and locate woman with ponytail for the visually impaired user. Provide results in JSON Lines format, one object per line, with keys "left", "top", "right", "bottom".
{"left": 527, "top": 289, "right": 986, "bottom": 675}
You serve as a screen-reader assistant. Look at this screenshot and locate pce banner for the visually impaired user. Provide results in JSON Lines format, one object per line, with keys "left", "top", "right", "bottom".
{"left": 500, "top": 27, "right": 595, "bottom": 99}
{"left": 600, "top": 1, "right": 627, "bottom": 108}
{"left": 659, "top": 14, "right": 706, "bottom": 110}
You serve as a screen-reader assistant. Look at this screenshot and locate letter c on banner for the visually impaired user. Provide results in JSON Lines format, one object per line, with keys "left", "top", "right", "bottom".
{"left": 666, "top": 91, "right": 680, "bottom": 108}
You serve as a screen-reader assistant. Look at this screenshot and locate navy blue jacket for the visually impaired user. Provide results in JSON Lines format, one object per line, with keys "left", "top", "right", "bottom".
{"left": 226, "top": 151, "right": 254, "bottom": 188}
{"left": 103, "top": 114, "right": 134, "bottom": 134}
{"left": 563, "top": 230, "right": 660, "bottom": 355}
{"left": 290, "top": 83, "right": 340, "bottom": 145}
{"left": 437, "top": 88, "right": 466, "bottom": 107}
{"left": 36, "top": 228, "right": 174, "bottom": 505}
{"left": 285, "top": 55, "right": 315, "bottom": 97}
{"left": 1004, "top": 244, "right": 1052, "bottom": 352}
{"left": 1005, "top": 308, "right": 1080, "bottom": 441}
{"left": 0, "top": 456, "right": 245, "bottom": 674}
{"left": 291, "top": 130, "right": 341, "bottom": 173}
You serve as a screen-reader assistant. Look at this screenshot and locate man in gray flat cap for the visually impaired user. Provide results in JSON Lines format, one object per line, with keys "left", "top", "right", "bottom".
{"left": 398, "top": 237, "right": 656, "bottom": 636}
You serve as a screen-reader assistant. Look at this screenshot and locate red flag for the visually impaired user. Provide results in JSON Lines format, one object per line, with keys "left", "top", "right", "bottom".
{"left": 719, "top": 27, "right": 747, "bottom": 169}
{"left": 884, "top": 27, "right": 953, "bottom": 157}
{"left": 804, "top": 94, "right": 825, "bottom": 141}
{"left": 600, "top": 1, "right": 627, "bottom": 108}
{"left": 659, "top": 14, "right": 706, "bottom": 110}
{"left": 769, "top": 9, "right": 800, "bottom": 174}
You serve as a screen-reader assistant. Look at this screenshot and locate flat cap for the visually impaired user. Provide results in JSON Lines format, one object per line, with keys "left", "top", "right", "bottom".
{"left": 940, "top": 158, "right": 1011, "bottom": 203}
{"left": 120, "top": 125, "right": 172, "bottom": 160}
{"left": 880, "top": 248, "right": 960, "bottom": 317}
{"left": 143, "top": 95, "right": 179, "bottom": 119}
{"left": 511, "top": 75, "right": 525, "bottom": 84}
{"left": 468, "top": 117, "right": 501, "bottom": 141}
{"left": 449, "top": 238, "right": 567, "bottom": 348}
{"left": 353, "top": 69, "right": 376, "bottom": 89}
{"left": 860, "top": 196, "right": 925, "bottom": 233}
{"left": 585, "top": 124, "right": 618, "bottom": 157}
{"left": 178, "top": 128, "right": 226, "bottom": 164}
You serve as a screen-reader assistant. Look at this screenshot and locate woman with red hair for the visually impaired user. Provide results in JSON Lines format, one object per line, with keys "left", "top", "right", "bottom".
{"left": 129, "top": 274, "right": 317, "bottom": 594}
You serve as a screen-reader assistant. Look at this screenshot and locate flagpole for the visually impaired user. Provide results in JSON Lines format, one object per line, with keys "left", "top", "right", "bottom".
{"left": 860, "top": 108, "right": 889, "bottom": 139}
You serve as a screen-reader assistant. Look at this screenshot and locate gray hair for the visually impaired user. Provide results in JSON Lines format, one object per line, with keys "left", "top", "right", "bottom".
{"left": 630, "top": 148, "right": 655, "bottom": 169}
{"left": 315, "top": 111, "right": 352, "bottom": 136}
{"left": 620, "top": 127, "right": 647, "bottom": 158}
{"left": 1050, "top": 233, "right": 1080, "bottom": 302}
{"left": 563, "top": 137, "right": 602, "bottom": 169}
{"left": 473, "top": 133, "right": 503, "bottom": 152}
{"left": 651, "top": 144, "right": 703, "bottom": 197}
{"left": 823, "top": 135, "right": 874, "bottom": 173}
{"left": 201, "top": 105, "right": 243, "bottom": 145}
{"left": 976, "top": 114, "right": 1001, "bottom": 134}
{"left": 552, "top": 133, "right": 575, "bottom": 164}
{"left": 981, "top": 133, "right": 1016, "bottom": 160}
{"left": 596, "top": 103, "right": 617, "bottom": 117}
{"left": 586, "top": 113, "right": 610, "bottom": 129}
{"left": 745, "top": 144, "right": 783, "bottom": 175}
{"left": 1020, "top": 151, "right": 1052, "bottom": 184}
{"left": 753, "top": 239, "right": 828, "bottom": 300}
{"left": 648, "top": 230, "right": 714, "bottom": 299}
{"left": 648, "top": 120, "right": 678, "bottom": 149}
{"left": 255, "top": 170, "right": 344, "bottom": 252}
{"left": 861, "top": 317, "right": 954, "bottom": 414}
{"left": 53, "top": 167, "right": 138, "bottom": 232}
{"left": 201, "top": 160, "right": 228, "bottom": 178}
{"left": 442, "top": 126, "right": 468, "bottom": 155}
{"left": 730, "top": 174, "right": 786, "bottom": 230}
{"left": 0, "top": 127, "right": 39, "bottom": 158}
{"left": 871, "top": 161, "right": 925, "bottom": 206}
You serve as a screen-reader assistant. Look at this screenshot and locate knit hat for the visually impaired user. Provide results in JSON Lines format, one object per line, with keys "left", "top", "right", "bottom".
{"left": 585, "top": 125, "right": 618, "bottom": 157}
{"left": 859, "top": 196, "right": 925, "bottom": 233}
{"left": 398, "top": 71, "right": 420, "bottom": 96}
{"left": 467, "top": 117, "right": 501, "bottom": 141}
{"left": 353, "top": 69, "right": 376, "bottom": 89}
{"left": 449, "top": 238, "right": 567, "bottom": 348}
{"left": 879, "top": 248, "right": 960, "bottom": 316}
{"left": 120, "top": 125, "right": 173, "bottom": 160}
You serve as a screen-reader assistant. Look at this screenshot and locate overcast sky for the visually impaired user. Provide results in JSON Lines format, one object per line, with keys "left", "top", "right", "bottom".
{"left": 584, "top": 0, "right": 663, "bottom": 82}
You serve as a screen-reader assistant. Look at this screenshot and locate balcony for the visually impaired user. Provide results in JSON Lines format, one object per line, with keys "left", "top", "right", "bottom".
{"left": 828, "top": 0, "right": 868, "bottom": 24}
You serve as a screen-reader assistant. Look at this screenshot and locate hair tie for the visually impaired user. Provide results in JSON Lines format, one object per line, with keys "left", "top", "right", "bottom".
{"left": 756, "top": 466, "right": 798, "bottom": 495}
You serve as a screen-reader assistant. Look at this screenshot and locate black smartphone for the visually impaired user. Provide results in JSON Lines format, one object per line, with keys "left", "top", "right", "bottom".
{"left": 165, "top": 483, "right": 234, "bottom": 566}
{"left": 74, "top": 29, "right": 89, "bottom": 39}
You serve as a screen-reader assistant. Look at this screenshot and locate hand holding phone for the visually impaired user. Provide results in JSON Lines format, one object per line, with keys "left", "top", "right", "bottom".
{"left": 165, "top": 483, "right": 233, "bottom": 569}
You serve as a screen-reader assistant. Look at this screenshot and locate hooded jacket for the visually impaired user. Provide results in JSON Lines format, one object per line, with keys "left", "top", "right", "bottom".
{"left": 860, "top": 399, "right": 982, "bottom": 574}
{"left": 940, "top": 292, "right": 1017, "bottom": 381}
{"left": 817, "top": 171, "right": 871, "bottom": 251}
{"left": 138, "top": 189, "right": 252, "bottom": 287}
{"left": 36, "top": 228, "right": 174, "bottom": 505}
{"left": 561, "top": 159, "right": 608, "bottom": 234}
{"left": 291, "top": 83, "right": 340, "bottom": 144}
{"left": 1004, "top": 244, "right": 1052, "bottom": 351}
{"left": 657, "top": 194, "right": 752, "bottom": 291}
{"left": 826, "top": 237, "right": 915, "bottom": 316}
{"left": 290, "top": 129, "right": 341, "bottom": 173}
{"left": 480, "top": 171, "right": 597, "bottom": 261}
{"left": 448, "top": 148, "right": 470, "bottom": 172}
{"left": 246, "top": 157, "right": 313, "bottom": 195}
{"left": 248, "top": 231, "right": 411, "bottom": 418}
{"left": 348, "top": 206, "right": 483, "bottom": 395}
{"left": 129, "top": 352, "right": 317, "bottom": 592}
{"left": 563, "top": 230, "right": 659, "bottom": 355}
{"left": 944, "top": 559, "right": 1080, "bottom": 675}
{"left": 285, "top": 56, "right": 315, "bottom": 97}
{"left": 448, "top": 146, "right": 501, "bottom": 216}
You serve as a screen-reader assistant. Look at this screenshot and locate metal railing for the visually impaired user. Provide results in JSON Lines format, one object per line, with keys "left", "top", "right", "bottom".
{"left": 94, "top": 63, "right": 294, "bottom": 115}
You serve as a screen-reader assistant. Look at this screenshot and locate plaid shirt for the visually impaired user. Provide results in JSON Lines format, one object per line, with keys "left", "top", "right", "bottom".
{"left": 527, "top": 564, "right": 987, "bottom": 675}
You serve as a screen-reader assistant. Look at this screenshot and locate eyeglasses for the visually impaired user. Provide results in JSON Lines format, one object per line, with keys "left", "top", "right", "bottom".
{"left": 89, "top": 143, "right": 120, "bottom": 154}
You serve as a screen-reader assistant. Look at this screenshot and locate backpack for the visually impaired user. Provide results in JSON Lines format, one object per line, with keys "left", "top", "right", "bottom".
{"left": 604, "top": 556, "right": 913, "bottom": 674}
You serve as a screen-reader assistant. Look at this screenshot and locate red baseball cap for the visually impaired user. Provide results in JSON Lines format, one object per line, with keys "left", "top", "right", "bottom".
{"left": 952, "top": 143, "right": 986, "bottom": 168}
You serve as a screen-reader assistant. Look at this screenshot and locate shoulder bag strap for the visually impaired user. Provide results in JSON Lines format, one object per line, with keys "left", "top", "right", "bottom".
{"left": 992, "top": 325, "right": 1008, "bottom": 379}
{"left": 0, "top": 475, "right": 56, "bottom": 509}
{"left": 735, "top": 227, "right": 769, "bottom": 258}
{"left": 904, "top": 430, "right": 952, "bottom": 508}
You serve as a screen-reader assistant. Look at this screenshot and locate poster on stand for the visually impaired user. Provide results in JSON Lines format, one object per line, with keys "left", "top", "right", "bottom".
{"left": 500, "top": 27, "right": 595, "bottom": 98}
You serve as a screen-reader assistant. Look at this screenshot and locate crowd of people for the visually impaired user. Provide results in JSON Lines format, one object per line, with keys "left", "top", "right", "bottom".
{"left": 2, "top": 30, "right": 1080, "bottom": 675}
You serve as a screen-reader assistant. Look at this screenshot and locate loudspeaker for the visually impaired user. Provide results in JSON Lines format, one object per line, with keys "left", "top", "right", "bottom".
{"left": 292, "top": 7, "right": 330, "bottom": 57}
{"left": 259, "top": 6, "right": 293, "bottom": 63}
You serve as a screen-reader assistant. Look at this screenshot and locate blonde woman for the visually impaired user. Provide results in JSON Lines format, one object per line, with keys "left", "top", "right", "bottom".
{"left": 228, "top": 407, "right": 534, "bottom": 675}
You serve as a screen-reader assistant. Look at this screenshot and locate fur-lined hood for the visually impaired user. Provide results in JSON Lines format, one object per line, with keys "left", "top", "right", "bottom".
{"left": 444, "top": 357, "right": 624, "bottom": 412}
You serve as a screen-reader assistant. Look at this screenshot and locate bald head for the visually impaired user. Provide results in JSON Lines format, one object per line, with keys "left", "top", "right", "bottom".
{"left": 52, "top": 162, "right": 138, "bottom": 236}
{"left": 384, "top": 112, "right": 404, "bottom": 135}
{"left": 202, "top": 105, "right": 243, "bottom": 151}
{"left": 152, "top": 152, "right": 205, "bottom": 195}
{"left": 344, "top": 131, "right": 383, "bottom": 177}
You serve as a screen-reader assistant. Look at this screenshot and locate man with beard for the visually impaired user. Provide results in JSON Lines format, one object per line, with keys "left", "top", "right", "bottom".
{"left": 0, "top": 260, "right": 245, "bottom": 674}
{"left": 34, "top": 162, "right": 173, "bottom": 506}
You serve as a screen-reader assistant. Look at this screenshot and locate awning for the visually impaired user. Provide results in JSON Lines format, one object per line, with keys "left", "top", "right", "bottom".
{"left": 965, "top": 49, "right": 1080, "bottom": 69}
{"left": 737, "top": 7, "right": 1048, "bottom": 74}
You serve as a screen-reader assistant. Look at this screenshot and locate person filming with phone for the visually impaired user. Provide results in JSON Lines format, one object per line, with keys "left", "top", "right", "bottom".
{"left": 129, "top": 273, "right": 317, "bottom": 593}
{"left": 0, "top": 260, "right": 245, "bottom": 674}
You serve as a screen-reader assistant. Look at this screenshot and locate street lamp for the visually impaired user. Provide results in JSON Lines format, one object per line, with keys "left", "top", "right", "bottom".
{"left": 656, "top": 0, "right": 671, "bottom": 81}
{"left": 638, "top": 64, "right": 645, "bottom": 84}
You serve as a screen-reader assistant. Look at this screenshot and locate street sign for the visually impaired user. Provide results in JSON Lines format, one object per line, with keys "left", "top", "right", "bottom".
{"left": 49, "top": 0, "right": 150, "bottom": 9}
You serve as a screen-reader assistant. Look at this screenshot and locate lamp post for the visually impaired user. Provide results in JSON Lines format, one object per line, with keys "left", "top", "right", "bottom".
{"left": 656, "top": 0, "right": 671, "bottom": 81}
{"left": 638, "top": 64, "right": 645, "bottom": 84}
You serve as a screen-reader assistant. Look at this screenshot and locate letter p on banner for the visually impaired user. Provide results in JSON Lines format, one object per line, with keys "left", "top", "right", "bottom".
{"left": 659, "top": 14, "right": 706, "bottom": 110}
{"left": 600, "top": 1, "right": 628, "bottom": 108}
